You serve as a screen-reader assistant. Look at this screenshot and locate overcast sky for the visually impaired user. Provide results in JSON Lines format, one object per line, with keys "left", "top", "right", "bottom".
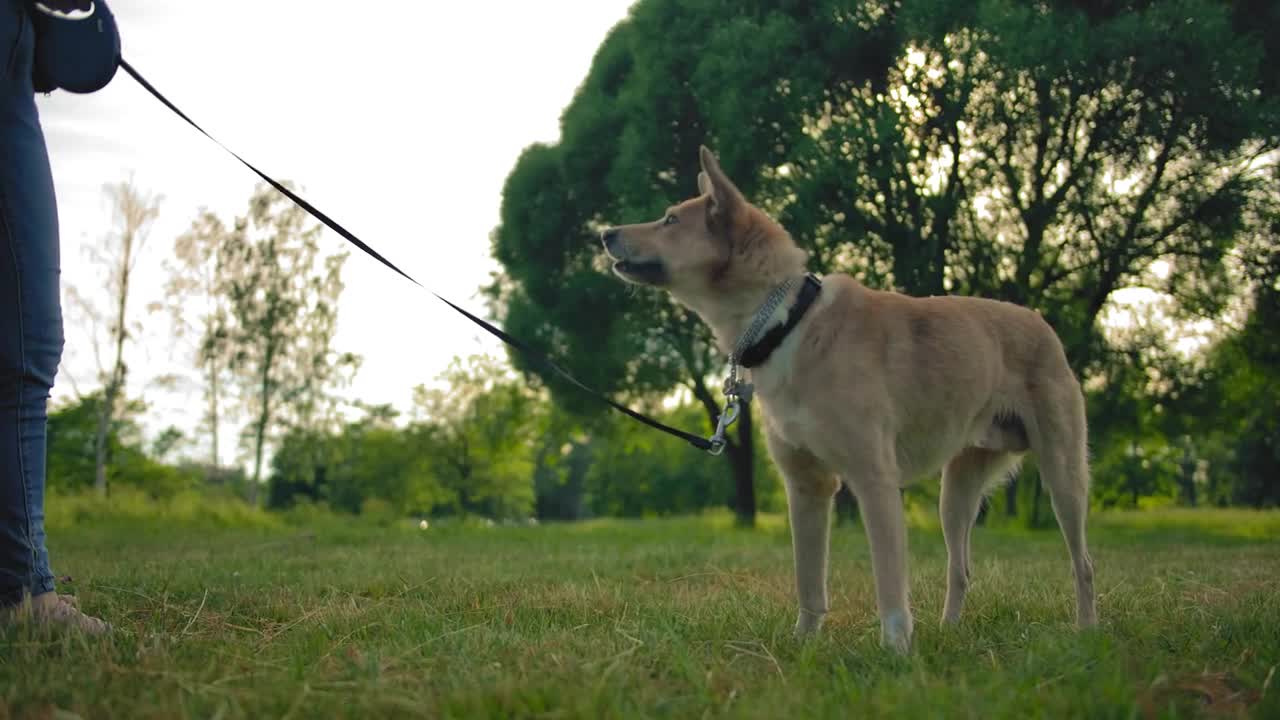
{"left": 38, "top": 0, "right": 636, "bottom": 464}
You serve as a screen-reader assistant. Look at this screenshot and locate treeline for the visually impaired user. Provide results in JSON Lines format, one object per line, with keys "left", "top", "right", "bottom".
{"left": 48, "top": 356, "right": 789, "bottom": 521}
{"left": 47, "top": 321, "right": 1279, "bottom": 527}
{"left": 260, "top": 354, "right": 786, "bottom": 520}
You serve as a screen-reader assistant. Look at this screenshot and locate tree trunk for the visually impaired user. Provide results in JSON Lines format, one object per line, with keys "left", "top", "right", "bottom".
{"left": 1005, "top": 476, "right": 1018, "bottom": 518}
{"left": 250, "top": 406, "right": 268, "bottom": 506}
{"left": 729, "top": 402, "right": 756, "bottom": 527}
{"left": 92, "top": 392, "right": 112, "bottom": 497}
{"left": 93, "top": 375, "right": 125, "bottom": 498}
{"left": 1178, "top": 443, "right": 1197, "bottom": 507}
{"left": 208, "top": 357, "right": 221, "bottom": 472}
{"left": 835, "top": 485, "right": 859, "bottom": 526}
{"left": 249, "top": 347, "right": 274, "bottom": 506}
{"left": 94, "top": 263, "right": 132, "bottom": 497}
{"left": 689, "top": 375, "right": 756, "bottom": 527}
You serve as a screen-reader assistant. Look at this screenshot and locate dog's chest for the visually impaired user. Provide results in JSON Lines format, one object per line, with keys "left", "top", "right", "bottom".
{"left": 763, "top": 405, "right": 816, "bottom": 449}
{"left": 754, "top": 375, "right": 819, "bottom": 448}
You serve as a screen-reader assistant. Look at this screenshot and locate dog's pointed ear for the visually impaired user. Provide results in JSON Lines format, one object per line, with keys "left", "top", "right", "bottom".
{"left": 699, "top": 145, "right": 743, "bottom": 221}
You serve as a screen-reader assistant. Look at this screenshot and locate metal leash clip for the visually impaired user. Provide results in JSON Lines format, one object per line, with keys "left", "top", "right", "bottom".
{"left": 707, "top": 363, "right": 752, "bottom": 455}
{"left": 707, "top": 397, "right": 740, "bottom": 455}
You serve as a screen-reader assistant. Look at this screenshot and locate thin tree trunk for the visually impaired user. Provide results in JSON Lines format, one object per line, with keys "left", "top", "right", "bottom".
{"left": 1179, "top": 443, "right": 1197, "bottom": 507}
{"left": 93, "top": 369, "right": 125, "bottom": 498}
{"left": 249, "top": 346, "right": 274, "bottom": 506}
{"left": 250, "top": 401, "right": 268, "bottom": 506}
{"left": 93, "top": 227, "right": 134, "bottom": 496}
{"left": 729, "top": 402, "right": 755, "bottom": 527}
{"left": 92, "top": 395, "right": 112, "bottom": 496}
{"left": 208, "top": 357, "right": 220, "bottom": 471}
{"left": 835, "top": 485, "right": 859, "bottom": 526}
{"left": 689, "top": 375, "right": 756, "bottom": 527}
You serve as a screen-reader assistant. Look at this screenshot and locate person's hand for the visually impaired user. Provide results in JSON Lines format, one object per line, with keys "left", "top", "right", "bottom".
{"left": 33, "top": 1, "right": 94, "bottom": 19}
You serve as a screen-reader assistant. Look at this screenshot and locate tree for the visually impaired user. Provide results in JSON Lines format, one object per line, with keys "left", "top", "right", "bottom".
{"left": 267, "top": 359, "right": 543, "bottom": 521}
{"left": 166, "top": 210, "right": 235, "bottom": 472}
{"left": 579, "top": 400, "right": 786, "bottom": 518}
{"left": 412, "top": 355, "right": 541, "bottom": 520}
{"left": 1165, "top": 204, "right": 1280, "bottom": 508}
{"left": 66, "top": 180, "right": 161, "bottom": 496}
{"left": 46, "top": 392, "right": 197, "bottom": 498}
{"left": 283, "top": 248, "right": 360, "bottom": 479}
{"left": 268, "top": 406, "right": 448, "bottom": 516}
{"left": 742, "top": 0, "right": 1276, "bottom": 514}
{"left": 220, "top": 184, "right": 355, "bottom": 505}
{"left": 492, "top": 0, "right": 1278, "bottom": 520}
{"left": 490, "top": 6, "right": 766, "bottom": 526}
{"left": 45, "top": 392, "right": 107, "bottom": 492}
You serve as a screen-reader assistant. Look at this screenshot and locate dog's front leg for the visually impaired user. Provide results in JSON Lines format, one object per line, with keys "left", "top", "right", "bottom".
{"left": 849, "top": 479, "right": 914, "bottom": 654}
{"left": 768, "top": 432, "right": 838, "bottom": 637}
{"left": 788, "top": 483, "right": 836, "bottom": 636}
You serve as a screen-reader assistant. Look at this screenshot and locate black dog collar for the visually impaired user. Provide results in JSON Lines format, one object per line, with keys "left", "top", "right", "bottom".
{"left": 739, "top": 273, "right": 823, "bottom": 369}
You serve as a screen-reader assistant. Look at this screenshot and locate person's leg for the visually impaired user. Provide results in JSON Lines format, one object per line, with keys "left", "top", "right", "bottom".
{"left": 1, "top": 0, "right": 58, "bottom": 610}
{"left": 1, "top": 1, "right": 106, "bottom": 632}
{"left": 0, "top": 189, "right": 61, "bottom": 610}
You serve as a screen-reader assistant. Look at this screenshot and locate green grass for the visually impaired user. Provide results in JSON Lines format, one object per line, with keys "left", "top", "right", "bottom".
{"left": 3, "top": 509, "right": 1278, "bottom": 719}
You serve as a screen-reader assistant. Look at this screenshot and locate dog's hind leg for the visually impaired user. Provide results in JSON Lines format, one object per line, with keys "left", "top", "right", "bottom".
{"left": 767, "top": 432, "right": 840, "bottom": 637}
{"left": 940, "top": 447, "right": 1020, "bottom": 624}
{"left": 1028, "top": 380, "right": 1098, "bottom": 628}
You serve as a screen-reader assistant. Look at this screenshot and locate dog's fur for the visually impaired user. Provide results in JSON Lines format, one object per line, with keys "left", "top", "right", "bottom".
{"left": 601, "top": 147, "right": 1097, "bottom": 652}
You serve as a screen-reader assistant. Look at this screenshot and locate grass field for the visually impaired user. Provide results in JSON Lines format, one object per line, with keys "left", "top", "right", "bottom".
{"left": 3, "top": 508, "right": 1278, "bottom": 719}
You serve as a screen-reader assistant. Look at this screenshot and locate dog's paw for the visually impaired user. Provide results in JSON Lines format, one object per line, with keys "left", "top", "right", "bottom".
{"left": 793, "top": 607, "right": 826, "bottom": 638}
{"left": 880, "top": 609, "right": 913, "bottom": 654}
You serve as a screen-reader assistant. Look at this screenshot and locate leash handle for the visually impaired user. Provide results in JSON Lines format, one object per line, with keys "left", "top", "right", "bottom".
{"left": 117, "top": 57, "right": 720, "bottom": 453}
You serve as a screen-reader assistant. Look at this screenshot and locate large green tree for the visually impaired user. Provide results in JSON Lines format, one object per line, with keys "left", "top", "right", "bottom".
{"left": 492, "top": 0, "right": 1277, "bottom": 519}
{"left": 490, "top": 3, "right": 773, "bottom": 526}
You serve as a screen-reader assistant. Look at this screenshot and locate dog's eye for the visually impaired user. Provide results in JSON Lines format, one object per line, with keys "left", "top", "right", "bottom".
{"left": 663, "top": 214, "right": 679, "bottom": 226}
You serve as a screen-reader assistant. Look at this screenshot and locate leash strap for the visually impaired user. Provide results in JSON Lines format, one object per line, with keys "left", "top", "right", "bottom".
{"left": 118, "top": 57, "right": 718, "bottom": 452}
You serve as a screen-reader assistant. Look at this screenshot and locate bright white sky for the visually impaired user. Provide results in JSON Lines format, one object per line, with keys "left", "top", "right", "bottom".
{"left": 39, "top": 0, "right": 636, "bottom": 465}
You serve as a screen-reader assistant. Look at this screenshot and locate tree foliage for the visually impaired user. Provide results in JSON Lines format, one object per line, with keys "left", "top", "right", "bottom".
{"left": 166, "top": 209, "right": 235, "bottom": 472}
{"left": 46, "top": 392, "right": 199, "bottom": 498}
{"left": 491, "top": 0, "right": 1279, "bottom": 519}
{"left": 216, "top": 184, "right": 356, "bottom": 504}
{"left": 64, "top": 180, "right": 161, "bottom": 496}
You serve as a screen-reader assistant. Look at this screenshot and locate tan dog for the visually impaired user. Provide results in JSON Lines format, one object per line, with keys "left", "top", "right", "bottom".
{"left": 601, "top": 146, "right": 1097, "bottom": 653}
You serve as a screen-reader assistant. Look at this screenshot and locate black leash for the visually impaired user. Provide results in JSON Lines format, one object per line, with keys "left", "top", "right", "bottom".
{"left": 117, "top": 57, "right": 722, "bottom": 452}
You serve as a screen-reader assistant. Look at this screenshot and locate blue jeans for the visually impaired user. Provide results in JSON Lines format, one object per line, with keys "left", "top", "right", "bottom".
{"left": 1, "top": 0, "right": 63, "bottom": 606}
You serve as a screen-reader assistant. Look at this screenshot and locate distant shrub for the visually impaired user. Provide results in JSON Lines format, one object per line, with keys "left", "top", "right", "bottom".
{"left": 45, "top": 486, "right": 280, "bottom": 530}
{"left": 359, "top": 497, "right": 400, "bottom": 527}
